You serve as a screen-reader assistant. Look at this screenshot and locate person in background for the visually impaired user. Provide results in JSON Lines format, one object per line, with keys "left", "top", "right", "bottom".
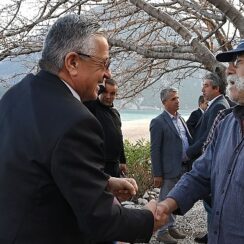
{"left": 0, "top": 14, "right": 169, "bottom": 244}
{"left": 186, "top": 95, "right": 208, "bottom": 136}
{"left": 85, "top": 78, "right": 127, "bottom": 178}
{"left": 150, "top": 87, "right": 192, "bottom": 244}
{"left": 156, "top": 41, "right": 244, "bottom": 244}
{"left": 186, "top": 72, "right": 229, "bottom": 161}
{"left": 203, "top": 62, "right": 239, "bottom": 151}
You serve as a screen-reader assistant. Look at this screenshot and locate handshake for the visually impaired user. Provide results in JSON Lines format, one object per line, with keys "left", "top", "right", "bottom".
{"left": 108, "top": 176, "right": 177, "bottom": 232}
{"left": 145, "top": 199, "right": 174, "bottom": 231}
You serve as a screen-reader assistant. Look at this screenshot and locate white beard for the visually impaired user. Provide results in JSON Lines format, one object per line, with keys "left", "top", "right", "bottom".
{"left": 237, "top": 76, "right": 244, "bottom": 90}
{"left": 236, "top": 76, "right": 244, "bottom": 105}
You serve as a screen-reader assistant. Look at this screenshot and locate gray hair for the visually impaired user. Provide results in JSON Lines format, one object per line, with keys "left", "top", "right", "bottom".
{"left": 39, "top": 14, "right": 103, "bottom": 75}
{"left": 203, "top": 72, "right": 227, "bottom": 94}
{"left": 160, "top": 87, "right": 178, "bottom": 102}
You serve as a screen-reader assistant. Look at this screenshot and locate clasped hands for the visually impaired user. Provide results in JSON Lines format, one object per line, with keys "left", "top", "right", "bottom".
{"left": 145, "top": 200, "right": 171, "bottom": 232}
{"left": 107, "top": 177, "right": 172, "bottom": 231}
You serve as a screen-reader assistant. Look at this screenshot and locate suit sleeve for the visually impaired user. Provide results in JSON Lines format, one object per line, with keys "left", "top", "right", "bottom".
{"left": 118, "top": 111, "right": 127, "bottom": 164}
{"left": 150, "top": 118, "right": 163, "bottom": 177}
{"left": 51, "top": 115, "right": 153, "bottom": 242}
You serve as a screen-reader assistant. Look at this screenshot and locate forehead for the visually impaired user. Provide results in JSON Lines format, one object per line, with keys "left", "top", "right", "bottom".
{"left": 167, "top": 91, "right": 178, "bottom": 99}
{"left": 105, "top": 83, "right": 118, "bottom": 91}
{"left": 203, "top": 79, "right": 212, "bottom": 85}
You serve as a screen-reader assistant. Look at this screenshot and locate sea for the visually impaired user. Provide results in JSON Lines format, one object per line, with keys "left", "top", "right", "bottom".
{"left": 119, "top": 109, "right": 191, "bottom": 122}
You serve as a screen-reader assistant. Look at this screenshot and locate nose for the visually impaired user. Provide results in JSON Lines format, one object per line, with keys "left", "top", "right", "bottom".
{"left": 104, "top": 68, "right": 112, "bottom": 79}
{"left": 226, "top": 63, "right": 236, "bottom": 76}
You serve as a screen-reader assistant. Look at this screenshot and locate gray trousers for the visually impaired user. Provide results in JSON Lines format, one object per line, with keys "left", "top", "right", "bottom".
{"left": 157, "top": 165, "right": 188, "bottom": 237}
{"left": 157, "top": 178, "right": 179, "bottom": 237}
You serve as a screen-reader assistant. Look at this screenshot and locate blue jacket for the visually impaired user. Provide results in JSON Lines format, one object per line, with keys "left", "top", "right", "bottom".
{"left": 168, "top": 105, "right": 244, "bottom": 244}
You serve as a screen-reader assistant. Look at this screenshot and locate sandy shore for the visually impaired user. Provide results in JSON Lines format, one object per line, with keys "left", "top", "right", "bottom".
{"left": 122, "top": 119, "right": 150, "bottom": 142}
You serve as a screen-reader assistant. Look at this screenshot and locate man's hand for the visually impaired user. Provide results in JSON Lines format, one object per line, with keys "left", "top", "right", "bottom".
{"left": 155, "top": 198, "right": 178, "bottom": 230}
{"left": 107, "top": 177, "right": 138, "bottom": 202}
{"left": 144, "top": 200, "right": 169, "bottom": 232}
{"left": 119, "top": 163, "right": 127, "bottom": 176}
{"left": 154, "top": 176, "right": 163, "bottom": 188}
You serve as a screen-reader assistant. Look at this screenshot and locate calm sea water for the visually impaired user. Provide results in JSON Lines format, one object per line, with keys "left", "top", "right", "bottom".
{"left": 119, "top": 109, "right": 191, "bottom": 122}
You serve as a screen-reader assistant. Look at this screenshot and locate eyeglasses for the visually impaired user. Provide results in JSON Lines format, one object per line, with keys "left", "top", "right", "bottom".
{"left": 76, "top": 52, "right": 111, "bottom": 70}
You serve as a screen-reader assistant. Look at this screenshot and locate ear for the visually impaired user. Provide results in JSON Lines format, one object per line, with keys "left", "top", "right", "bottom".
{"left": 64, "top": 52, "right": 80, "bottom": 76}
{"left": 214, "top": 86, "right": 220, "bottom": 92}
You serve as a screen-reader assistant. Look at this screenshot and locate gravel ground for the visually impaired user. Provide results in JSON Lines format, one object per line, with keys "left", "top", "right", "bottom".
{"left": 136, "top": 200, "right": 207, "bottom": 244}
{"left": 149, "top": 201, "right": 207, "bottom": 244}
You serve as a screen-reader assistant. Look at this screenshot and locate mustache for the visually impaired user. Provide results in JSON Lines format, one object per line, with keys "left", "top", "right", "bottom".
{"left": 227, "top": 74, "right": 238, "bottom": 84}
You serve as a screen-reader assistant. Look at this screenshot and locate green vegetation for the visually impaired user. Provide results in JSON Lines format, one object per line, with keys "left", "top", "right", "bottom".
{"left": 124, "top": 139, "right": 153, "bottom": 200}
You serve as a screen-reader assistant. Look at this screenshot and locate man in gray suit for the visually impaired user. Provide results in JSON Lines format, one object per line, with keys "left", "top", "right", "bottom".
{"left": 150, "top": 87, "right": 192, "bottom": 244}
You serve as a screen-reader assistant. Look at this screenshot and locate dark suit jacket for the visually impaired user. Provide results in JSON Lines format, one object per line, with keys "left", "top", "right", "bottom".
{"left": 186, "top": 95, "right": 230, "bottom": 160}
{"left": 0, "top": 71, "right": 153, "bottom": 244}
{"left": 186, "top": 108, "right": 203, "bottom": 136}
{"left": 84, "top": 100, "right": 126, "bottom": 177}
{"left": 150, "top": 111, "right": 192, "bottom": 179}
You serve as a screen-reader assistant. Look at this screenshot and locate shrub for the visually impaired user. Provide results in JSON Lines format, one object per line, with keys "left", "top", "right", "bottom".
{"left": 124, "top": 139, "right": 153, "bottom": 200}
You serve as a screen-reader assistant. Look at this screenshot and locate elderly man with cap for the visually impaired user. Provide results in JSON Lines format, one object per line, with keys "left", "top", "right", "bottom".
{"left": 154, "top": 40, "right": 244, "bottom": 244}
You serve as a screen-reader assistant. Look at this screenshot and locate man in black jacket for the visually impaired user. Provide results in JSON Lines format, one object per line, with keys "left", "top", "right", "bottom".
{"left": 186, "top": 95, "right": 208, "bottom": 136}
{"left": 85, "top": 78, "right": 127, "bottom": 177}
{"left": 0, "top": 14, "right": 168, "bottom": 244}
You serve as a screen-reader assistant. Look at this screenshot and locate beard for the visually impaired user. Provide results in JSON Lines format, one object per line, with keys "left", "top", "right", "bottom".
{"left": 236, "top": 76, "right": 244, "bottom": 105}
{"left": 236, "top": 76, "right": 244, "bottom": 90}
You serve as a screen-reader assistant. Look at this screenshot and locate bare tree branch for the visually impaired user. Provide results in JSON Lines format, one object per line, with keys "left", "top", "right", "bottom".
{"left": 1, "top": 0, "right": 243, "bottom": 99}
{"left": 207, "top": 0, "right": 244, "bottom": 38}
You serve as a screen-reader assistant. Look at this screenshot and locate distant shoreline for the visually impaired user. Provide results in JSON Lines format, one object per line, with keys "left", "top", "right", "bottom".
{"left": 121, "top": 111, "right": 191, "bottom": 143}
{"left": 122, "top": 119, "right": 150, "bottom": 143}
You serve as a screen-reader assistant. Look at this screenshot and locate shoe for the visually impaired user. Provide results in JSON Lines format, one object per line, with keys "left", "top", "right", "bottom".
{"left": 194, "top": 233, "right": 208, "bottom": 243}
{"left": 156, "top": 231, "right": 178, "bottom": 244}
{"left": 168, "top": 227, "right": 186, "bottom": 239}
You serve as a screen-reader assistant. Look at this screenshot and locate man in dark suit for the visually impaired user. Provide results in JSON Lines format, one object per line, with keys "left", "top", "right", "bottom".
{"left": 186, "top": 72, "right": 229, "bottom": 161}
{"left": 150, "top": 87, "right": 192, "bottom": 244}
{"left": 186, "top": 95, "right": 208, "bottom": 136}
{"left": 0, "top": 14, "right": 168, "bottom": 244}
{"left": 85, "top": 78, "right": 127, "bottom": 178}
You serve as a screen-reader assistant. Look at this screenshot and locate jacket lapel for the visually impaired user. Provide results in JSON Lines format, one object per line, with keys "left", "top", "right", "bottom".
{"left": 179, "top": 116, "right": 192, "bottom": 140}
{"left": 162, "top": 111, "right": 180, "bottom": 137}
